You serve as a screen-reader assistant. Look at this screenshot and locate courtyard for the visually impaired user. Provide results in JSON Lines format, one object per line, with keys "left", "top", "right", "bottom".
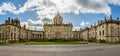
{"left": 0, "top": 43, "right": 120, "bottom": 56}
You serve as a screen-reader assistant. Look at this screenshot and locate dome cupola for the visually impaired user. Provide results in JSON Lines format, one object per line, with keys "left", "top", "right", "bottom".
{"left": 53, "top": 11, "right": 63, "bottom": 24}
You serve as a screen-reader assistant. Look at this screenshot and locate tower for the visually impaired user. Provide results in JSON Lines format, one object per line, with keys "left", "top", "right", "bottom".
{"left": 53, "top": 11, "right": 63, "bottom": 24}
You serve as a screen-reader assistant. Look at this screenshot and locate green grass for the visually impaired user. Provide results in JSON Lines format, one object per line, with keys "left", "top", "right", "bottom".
{"left": 0, "top": 42, "right": 24, "bottom": 46}
{"left": 102, "top": 42, "right": 120, "bottom": 44}
{"left": 0, "top": 41, "right": 87, "bottom": 46}
{"left": 0, "top": 43, "right": 10, "bottom": 46}
{"left": 26, "top": 41, "right": 87, "bottom": 45}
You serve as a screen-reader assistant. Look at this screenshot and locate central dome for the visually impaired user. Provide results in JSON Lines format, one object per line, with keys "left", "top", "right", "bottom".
{"left": 54, "top": 12, "right": 63, "bottom": 24}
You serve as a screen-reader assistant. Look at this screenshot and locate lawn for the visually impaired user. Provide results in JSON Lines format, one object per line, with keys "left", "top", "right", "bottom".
{"left": 0, "top": 43, "right": 10, "bottom": 46}
{"left": 91, "top": 42, "right": 120, "bottom": 45}
{"left": 101, "top": 42, "right": 120, "bottom": 44}
{"left": 0, "top": 42, "right": 24, "bottom": 46}
{"left": 26, "top": 41, "right": 87, "bottom": 45}
{"left": 0, "top": 43, "right": 17, "bottom": 46}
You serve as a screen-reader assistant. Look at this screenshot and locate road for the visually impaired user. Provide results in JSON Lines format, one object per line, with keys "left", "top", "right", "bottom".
{"left": 0, "top": 43, "right": 120, "bottom": 56}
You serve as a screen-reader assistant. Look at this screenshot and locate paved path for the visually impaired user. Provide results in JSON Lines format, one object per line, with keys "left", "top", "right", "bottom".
{"left": 0, "top": 44, "right": 120, "bottom": 56}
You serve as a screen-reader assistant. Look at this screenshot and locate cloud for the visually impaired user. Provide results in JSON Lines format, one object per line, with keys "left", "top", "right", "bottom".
{"left": 0, "top": 2, "right": 16, "bottom": 14}
{"left": 27, "top": 18, "right": 52, "bottom": 26}
{"left": 108, "top": 0, "right": 120, "bottom": 5}
{"left": 1, "top": 0, "right": 120, "bottom": 16}
{"left": 80, "top": 21, "right": 90, "bottom": 28}
{"left": 1, "top": 0, "right": 120, "bottom": 30}
{"left": 14, "top": 0, "right": 111, "bottom": 18}
{"left": 21, "top": 18, "right": 52, "bottom": 30}
{"left": 76, "top": 0, "right": 111, "bottom": 15}
{"left": 73, "top": 27, "right": 81, "bottom": 31}
{"left": 15, "top": 0, "right": 112, "bottom": 30}
{"left": 0, "top": 0, "right": 111, "bottom": 18}
{"left": 1, "top": 0, "right": 119, "bottom": 17}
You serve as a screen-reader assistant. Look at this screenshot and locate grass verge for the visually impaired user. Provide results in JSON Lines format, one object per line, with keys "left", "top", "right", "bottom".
{"left": 0, "top": 42, "right": 24, "bottom": 46}
{"left": 26, "top": 41, "right": 87, "bottom": 45}
{"left": 91, "top": 42, "right": 120, "bottom": 45}
{"left": 102, "top": 42, "right": 120, "bottom": 44}
{"left": 0, "top": 43, "right": 10, "bottom": 46}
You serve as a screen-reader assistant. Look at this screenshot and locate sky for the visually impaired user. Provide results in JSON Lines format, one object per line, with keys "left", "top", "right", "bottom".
{"left": 0, "top": 0, "right": 120, "bottom": 31}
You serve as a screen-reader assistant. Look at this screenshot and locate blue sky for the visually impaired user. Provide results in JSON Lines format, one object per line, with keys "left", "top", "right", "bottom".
{"left": 0, "top": 0, "right": 120, "bottom": 30}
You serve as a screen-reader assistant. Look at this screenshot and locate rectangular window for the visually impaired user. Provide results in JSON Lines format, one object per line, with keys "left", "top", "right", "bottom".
{"left": 103, "top": 30, "right": 104, "bottom": 35}
{"left": 0, "top": 28, "right": 1, "bottom": 32}
{"left": 50, "top": 29, "right": 52, "bottom": 32}
{"left": 14, "top": 33, "right": 16, "bottom": 38}
{"left": 0, "top": 33, "right": 1, "bottom": 38}
{"left": 33, "top": 34, "right": 34, "bottom": 38}
{"left": 14, "top": 28, "right": 16, "bottom": 31}
{"left": 100, "top": 31, "right": 101, "bottom": 36}
{"left": 11, "top": 33, "right": 13, "bottom": 38}
{"left": 119, "top": 29, "right": 120, "bottom": 34}
{"left": 102, "top": 25, "right": 104, "bottom": 28}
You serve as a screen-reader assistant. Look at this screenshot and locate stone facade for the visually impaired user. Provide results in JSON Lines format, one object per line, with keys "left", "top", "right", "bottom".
{"left": 73, "top": 31, "right": 81, "bottom": 40}
{"left": 31, "top": 30, "right": 44, "bottom": 41}
{"left": 80, "top": 15, "right": 120, "bottom": 42}
{"left": 0, "top": 18, "right": 33, "bottom": 43}
{"left": 0, "top": 12, "right": 74, "bottom": 43}
{"left": 80, "top": 28, "right": 89, "bottom": 41}
{"left": 44, "top": 12, "right": 73, "bottom": 40}
{"left": 0, "top": 13, "right": 120, "bottom": 43}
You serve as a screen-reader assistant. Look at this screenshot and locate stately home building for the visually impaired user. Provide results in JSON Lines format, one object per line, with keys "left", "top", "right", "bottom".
{"left": 80, "top": 15, "right": 120, "bottom": 42}
{"left": 0, "top": 12, "right": 75, "bottom": 43}
{"left": 44, "top": 12, "right": 73, "bottom": 40}
{"left": 0, "top": 12, "right": 120, "bottom": 43}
